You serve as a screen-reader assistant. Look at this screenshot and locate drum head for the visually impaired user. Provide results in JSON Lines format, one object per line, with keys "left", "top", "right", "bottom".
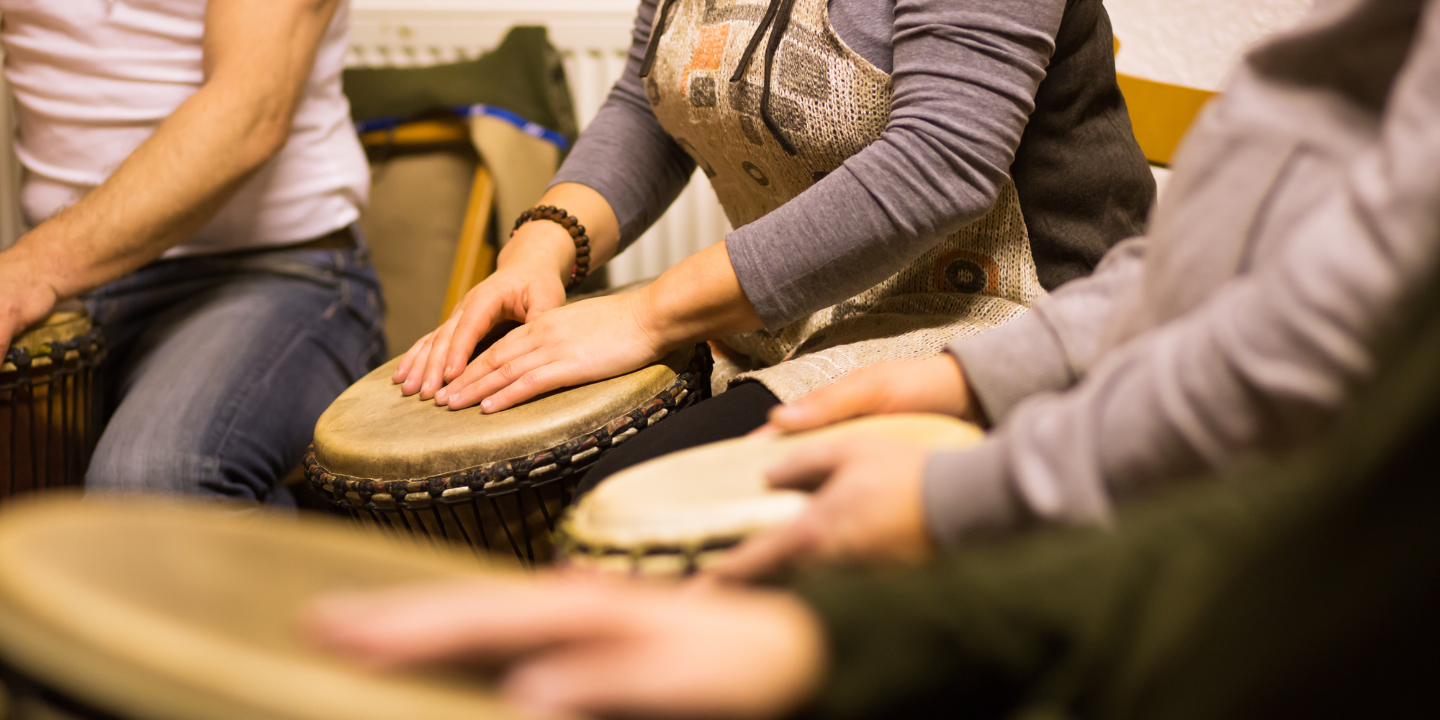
{"left": 565, "top": 414, "right": 984, "bottom": 553}
{"left": 0, "top": 498, "right": 518, "bottom": 720}
{"left": 313, "top": 346, "right": 695, "bottom": 481}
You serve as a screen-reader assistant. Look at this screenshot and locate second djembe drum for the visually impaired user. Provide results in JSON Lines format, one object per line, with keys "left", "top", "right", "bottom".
{"left": 561, "top": 414, "right": 984, "bottom": 576}
{"left": 1, "top": 309, "right": 105, "bottom": 500}
{"left": 306, "top": 343, "right": 711, "bottom": 566}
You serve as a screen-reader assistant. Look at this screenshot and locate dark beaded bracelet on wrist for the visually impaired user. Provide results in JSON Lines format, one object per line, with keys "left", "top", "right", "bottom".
{"left": 512, "top": 205, "right": 591, "bottom": 290}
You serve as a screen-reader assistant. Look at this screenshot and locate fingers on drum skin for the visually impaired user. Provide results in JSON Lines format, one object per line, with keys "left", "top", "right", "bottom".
{"left": 442, "top": 297, "right": 508, "bottom": 386}
{"left": 444, "top": 343, "right": 549, "bottom": 411}
{"left": 765, "top": 442, "right": 847, "bottom": 491}
{"left": 419, "top": 316, "right": 464, "bottom": 399}
{"left": 393, "top": 333, "right": 432, "bottom": 383}
{"left": 476, "top": 361, "right": 570, "bottom": 414}
{"left": 400, "top": 334, "right": 439, "bottom": 395}
{"left": 708, "top": 523, "right": 817, "bottom": 582}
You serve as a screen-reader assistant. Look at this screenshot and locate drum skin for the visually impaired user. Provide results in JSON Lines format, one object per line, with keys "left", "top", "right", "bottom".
{"left": 0, "top": 311, "right": 105, "bottom": 500}
{"left": 561, "top": 413, "right": 984, "bottom": 576}
{"left": 314, "top": 348, "right": 692, "bottom": 481}
{"left": 0, "top": 497, "right": 519, "bottom": 720}
{"left": 306, "top": 342, "right": 711, "bottom": 565}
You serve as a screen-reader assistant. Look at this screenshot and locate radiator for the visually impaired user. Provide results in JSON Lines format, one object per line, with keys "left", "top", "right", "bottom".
{"left": 348, "top": 0, "right": 731, "bottom": 287}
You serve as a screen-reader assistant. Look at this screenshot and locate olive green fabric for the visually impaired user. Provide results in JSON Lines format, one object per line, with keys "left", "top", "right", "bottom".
{"left": 343, "top": 26, "right": 578, "bottom": 145}
{"left": 793, "top": 271, "right": 1440, "bottom": 719}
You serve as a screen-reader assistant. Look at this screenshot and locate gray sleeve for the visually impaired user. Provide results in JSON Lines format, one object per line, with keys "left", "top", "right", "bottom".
{"left": 949, "top": 236, "right": 1146, "bottom": 425}
{"left": 550, "top": 0, "right": 697, "bottom": 249}
{"left": 727, "top": 0, "right": 1066, "bottom": 329}
{"left": 922, "top": 16, "right": 1440, "bottom": 543}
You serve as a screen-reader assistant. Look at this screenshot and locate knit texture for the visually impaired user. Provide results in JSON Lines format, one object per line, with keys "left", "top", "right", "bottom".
{"left": 645, "top": 0, "right": 1045, "bottom": 401}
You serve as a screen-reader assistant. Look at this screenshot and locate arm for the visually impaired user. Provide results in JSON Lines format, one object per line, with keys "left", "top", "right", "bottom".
{"left": 927, "top": 11, "right": 1440, "bottom": 542}
{"left": 411, "top": 0, "right": 1072, "bottom": 411}
{"left": 729, "top": 0, "right": 1067, "bottom": 328}
{"left": 0, "top": 0, "right": 343, "bottom": 354}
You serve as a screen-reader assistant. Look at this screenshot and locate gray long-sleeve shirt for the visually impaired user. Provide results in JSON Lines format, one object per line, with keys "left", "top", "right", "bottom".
{"left": 929, "top": 0, "right": 1440, "bottom": 540}
{"left": 555, "top": 0, "right": 1154, "bottom": 329}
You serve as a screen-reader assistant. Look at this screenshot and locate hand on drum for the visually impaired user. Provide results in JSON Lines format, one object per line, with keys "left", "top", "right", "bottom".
{"left": 309, "top": 574, "right": 826, "bottom": 719}
{"left": 393, "top": 260, "right": 569, "bottom": 402}
{"left": 0, "top": 248, "right": 61, "bottom": 357}
{"left": 434, "top": 289, "right": 668, "bottom": 413}
{"left": 758, "top": 355, "right": 982, "bottom": 435}
{"left": 707, "top": 438, "right": 934, "bottom": 582}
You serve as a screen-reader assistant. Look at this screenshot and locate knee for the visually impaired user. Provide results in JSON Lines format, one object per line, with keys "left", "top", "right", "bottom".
{"left": 85, "top": 423, "right": 270, "bottom": 504}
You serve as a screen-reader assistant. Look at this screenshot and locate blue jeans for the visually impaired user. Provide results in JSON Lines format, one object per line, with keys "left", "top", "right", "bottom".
{"left": 81, "top": 239, "right": 386, "bottom": 504}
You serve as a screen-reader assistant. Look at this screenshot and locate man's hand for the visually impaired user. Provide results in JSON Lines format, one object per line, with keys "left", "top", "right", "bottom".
{"left": 0, "top": 247, "right": 61, "bottom": 357}
{"left": 706, "top": 438, "right": 934, "bottom": 582}
{"left": 760, "top": 355, "right": 982, "bottom": 435}
{"left": 309, "top": 574, "right": 826, "bottom": 720}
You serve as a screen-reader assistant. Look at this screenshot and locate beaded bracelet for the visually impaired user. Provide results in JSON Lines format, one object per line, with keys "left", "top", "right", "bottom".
{"left": 512, "top": 205, "right": 591, "bottom": 290}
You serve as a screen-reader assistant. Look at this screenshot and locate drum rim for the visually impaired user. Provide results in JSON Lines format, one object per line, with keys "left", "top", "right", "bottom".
{"left": 2, "top": 317, "right": 104, "bottom": 373}
{"left": 304, "top": 342, "right": 713, "bottom": 514}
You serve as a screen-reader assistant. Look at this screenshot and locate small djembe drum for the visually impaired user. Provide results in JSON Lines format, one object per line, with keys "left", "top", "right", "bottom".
{"left": 306, "top": 342, "right": 712, "bottom": 566}
{"left": 1, "top": 309, "right": 105, "bottom": 500}
{"left": 561, "top": 414, "right": 984, "bottom": 576}
{"left": 0, "top": 497, "right": 520, "bottom": 720}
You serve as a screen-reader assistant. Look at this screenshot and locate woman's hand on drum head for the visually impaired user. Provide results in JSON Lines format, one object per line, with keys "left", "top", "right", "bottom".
{"left": 437, "top": 290, "right": 670, "bottom": 413}
{"left": 706, "top": 438, "right": 934, "bottom": 582}
{"left": 394, "top": 262, "right": 567, "bottom": 401}
{"left": 757, "top": 355, "right": 982, "bottom": 436}
{"left": 308, "top": 574, "right": 826, "bottom": 720}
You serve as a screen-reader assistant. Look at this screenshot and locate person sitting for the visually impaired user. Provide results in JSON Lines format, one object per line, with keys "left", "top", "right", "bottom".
{"left": 702, "top": 0, "right": 1440, "bottom": 579}
{"left": 391, "top": 0, "right": 1154, "bottom": 494}
{"left": 0, "top": 0, "right": 384, "bottom": 503}
{"left": 309, "top": 217, "right": 1440, "bottom": 720}
{"left": 308, "top": 5, "right": 1440, "bottom": 713}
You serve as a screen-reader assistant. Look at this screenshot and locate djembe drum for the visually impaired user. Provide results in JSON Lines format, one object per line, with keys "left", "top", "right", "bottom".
{"left": 1, "top": 309, "right": 105, "bottom": 500}
{"left": 561, "top": 413, "right": 984, "bottom": 576}
{"left": 0, "top": 497, "right": 519, "bottom": 720}
{"left": 306, "top": 340, "right": 712, "bottom": 566}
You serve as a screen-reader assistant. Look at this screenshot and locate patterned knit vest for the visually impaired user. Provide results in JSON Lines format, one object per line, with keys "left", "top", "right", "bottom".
{"left": 644, "top": 0, "right": 1045, "bottom": 400}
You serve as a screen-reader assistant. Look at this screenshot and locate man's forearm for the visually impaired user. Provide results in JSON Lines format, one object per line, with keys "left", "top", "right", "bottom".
{"left": 12, "top": 0, "right": 341, "bottom": 300}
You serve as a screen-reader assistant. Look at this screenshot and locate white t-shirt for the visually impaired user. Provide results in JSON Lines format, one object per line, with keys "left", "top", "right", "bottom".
{"left": 0, "top": 0, "right": 369, "bottom": 256}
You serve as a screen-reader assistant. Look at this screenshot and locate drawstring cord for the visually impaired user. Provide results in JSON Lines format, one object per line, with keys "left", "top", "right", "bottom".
{"left": 639, "top": 0, "right": 681, "bottom": 78}
{"left": 646, "top": 0, "right": 800, "bottom": 155}
{"left": 755, "top": 0, "right": 799, "bottom": 155}
{"left": 731, "top": 0, "right": 800, "bottom": 155}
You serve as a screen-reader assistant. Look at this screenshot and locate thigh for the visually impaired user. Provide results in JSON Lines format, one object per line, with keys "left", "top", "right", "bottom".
{"left": 87, "top": 269, "right": 385, "bottom": 502}
{"left": 575, "top": 381, "right": 780, "bottom": 495}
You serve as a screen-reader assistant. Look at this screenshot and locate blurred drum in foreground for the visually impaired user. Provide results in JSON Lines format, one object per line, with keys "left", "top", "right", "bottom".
{"left": 561, "top": 414, "right": 984, "bottom": 577}
{"left": 1, "top": 309, "right": 105, "bottom": 500}
{"left": 306, "top": 327, "right": 712, "bottom": 567}
{"left": 0, "top": 497, "right": 518, "bottom": 720}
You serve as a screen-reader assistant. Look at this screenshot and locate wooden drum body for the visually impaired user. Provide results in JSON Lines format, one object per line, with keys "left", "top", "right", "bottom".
{"left": 561, "top": 414, "right": 984, "bottom": 576}
{"left": 0, "top": 312, "right": 105, "bottom": 500}
{"left": 306, "top": 343, "right": 712, "bottom": 566}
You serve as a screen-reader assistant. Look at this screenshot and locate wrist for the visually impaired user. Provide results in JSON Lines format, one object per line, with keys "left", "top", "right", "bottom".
{"left": 497, "top": 221, "right": 575, "bottom": 280}
{"left": 6, "top": 236, "right": 68, "bottom": 302}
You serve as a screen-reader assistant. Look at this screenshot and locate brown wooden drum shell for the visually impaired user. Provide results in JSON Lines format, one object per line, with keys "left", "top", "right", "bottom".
{"left": 1, "top": 325, "right": 105, "bottom": 500}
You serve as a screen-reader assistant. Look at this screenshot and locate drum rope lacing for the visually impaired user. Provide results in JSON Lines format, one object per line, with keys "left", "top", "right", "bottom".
{"left": 2, "top": 326, "right": 106, "bottom": 373}
{"left": 304, "top": 343, "right": 714, "bottom": 514}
